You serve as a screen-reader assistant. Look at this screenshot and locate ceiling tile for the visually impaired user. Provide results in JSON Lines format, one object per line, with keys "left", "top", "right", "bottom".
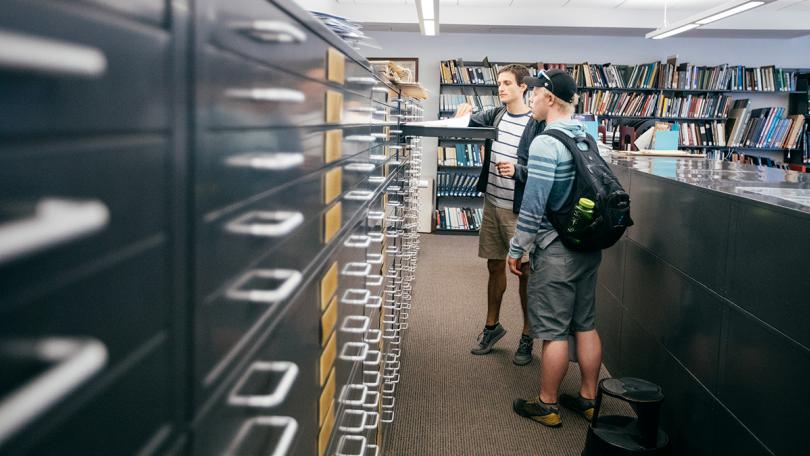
{"left": 618, "top": 0, "right": 728, "bottom": 10}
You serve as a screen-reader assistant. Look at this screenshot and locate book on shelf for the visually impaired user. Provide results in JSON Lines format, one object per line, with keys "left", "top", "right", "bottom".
{"left": 438, "top": 144, "right": 483, "bottom": 167}
{"left": 441, "top": 59, "right": 497, "bottom": 85}
{"left": 436, "top": 171, "right": 481, "bottom": 197}
{"left": 729, "top": 107, "right": 805, "bottom": 149}
{"left": 578, "top": 91, "right": 660, "bottom": 117}
{"left": 657, "top": 93, "right": 732, "bottom": 118}
{"left": 440, "top": 94, "right": 500, "bottom": 113}
{"left": 677, "top": 121, "right": 726, "bottom": 147}
{"left": 435, "top": 207, "right": 483, "bottom": 231}
{"left": 725, "top": 99, "right": 751, "bottom": 146}
{"left": 573, "top": 63, "right": 626, "bottom": 89}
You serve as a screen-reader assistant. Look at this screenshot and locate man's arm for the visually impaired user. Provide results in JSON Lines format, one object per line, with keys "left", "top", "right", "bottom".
{"left": 508, "top": 137, "right": 559, "bottom": 259}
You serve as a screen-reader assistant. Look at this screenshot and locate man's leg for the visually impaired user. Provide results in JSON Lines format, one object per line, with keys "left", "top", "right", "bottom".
{"left": 486, "top": 259, "right": 507, "bottom": 325}
{"left": 539, "top": 339, "right": 569, "bottom": 404}
{"left": 575, "top": 329, "right": 602, "bottom": 399}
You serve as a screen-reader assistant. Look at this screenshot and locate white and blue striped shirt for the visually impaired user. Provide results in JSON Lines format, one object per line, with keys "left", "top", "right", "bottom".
{"left": 486, "top": 111, "right": 532, "bottom": 209}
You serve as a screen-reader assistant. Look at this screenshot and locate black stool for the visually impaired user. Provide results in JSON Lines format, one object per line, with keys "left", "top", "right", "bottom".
{"left": 582, "top": 377, "right": 670, "bottom": 456}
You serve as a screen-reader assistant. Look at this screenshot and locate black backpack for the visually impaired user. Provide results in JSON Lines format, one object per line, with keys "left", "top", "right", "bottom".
{"left": 541, "top": 129, "right": 633, "bottom": 252}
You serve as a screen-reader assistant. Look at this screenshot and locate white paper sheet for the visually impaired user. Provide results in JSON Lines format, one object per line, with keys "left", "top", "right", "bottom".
{"left": 404, "top": 113, "right": 470, "bottom": 128}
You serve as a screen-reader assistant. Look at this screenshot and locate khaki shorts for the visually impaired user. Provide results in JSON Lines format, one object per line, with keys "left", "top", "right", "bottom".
{"left": 478, "top": 199, "right": 529, "bottom": 263}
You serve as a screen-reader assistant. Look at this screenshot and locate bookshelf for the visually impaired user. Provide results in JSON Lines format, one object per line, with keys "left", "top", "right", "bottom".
{"left": 440, "top": 59, "right": 810, "bottom": 169}
{"left": 435, "top": 137, "right": 484, "bottom": 233}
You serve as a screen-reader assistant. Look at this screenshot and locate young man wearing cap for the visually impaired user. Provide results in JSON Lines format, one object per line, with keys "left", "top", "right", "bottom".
{"left": 506, "top": 69, "right": 603, "bottom": 427}
{"left": 455, "top": 64, "right": 545, "bottom": 365}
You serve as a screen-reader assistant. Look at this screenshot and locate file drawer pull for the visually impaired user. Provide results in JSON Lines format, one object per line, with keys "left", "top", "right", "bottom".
{"left": 349, "top": 107, "right": 376, "bottom": 113}
{"left": 344, "top": 235, "right": 370, "bottom": 248}
{"left": 347, "top": 76, "right": 379, "bottom": 86}
{"left": 342, "top": 262, "right": 371, "bottom": 277}
{"left": 0, "top": 198, "right": 109, "bottom": 265}
{"left": 367, "top": 212, "right": 384, "bottom": 222}
{"left": 0, "top": 29, "right": 106, "bottom": 77}
{"left": 370, "top": 133, "right": 388, "bottom": 139}
{"left": 368, "top": 176, "right": 385, "bottom": 184}
{"left": 382, "top": 381, "right": 396, "bottom": 395}
{"left": 368, "top": 232, "right": 384, "bottom": 243}
{"left": 366, "top": 444, "right": 380, "bottom": 456}
{"left": 225, "top": 211, "right": 303, "bottom": 237}
{"left": 344, "top": 135, "right": 378, "bottom": 143}
{"left": 341, "top": 288, "right": 370, "bottom": 306}
{"left": 234, "top": 20, "right": 307, "bottom": 43}
{"left": 226, "top": 88, "right": 305, "bottom": 103}
{"left": 339, "top": 384, "right": 368, "bottom": 406}
{"left": 363, "top": 391, "right": 380, "bottom": 409}
{"left": 364, "top": 329, "right": 382, "bottom": 345}
{"left": 389, "top": 130, "right": 403, "bottom": 134}
{"left": 0, "top": 338, "right": 107, "bottom": 446}
{"left": 369, "top": 153, "right": 387, "bottom": 162}
{"left": 366, "top": 254, "right": 383, "bottom": 265}
{"left": 365, "top": 296, "right": 382, "bottom": 310}
{"left": 224, "top": 416, "right": 297, "bottom": 456}
{"left": 372, "top": 86, "right": 389, "bottom": 93}
{"left": 363, "top": 350, "right": 381, "bottom": 367}
{"left": 364, "top": 411, "right": 380, "bottom": 430}
{"left": 362, "top": 370, "right": 381, "bottom": 387}
{"left": 344, "top": 163, "right": 376, "bottom": 173}
{"left": 226, "top": 269, "right": 302, "bottom": 304}
{"left": 336, "top": 435, "right": 367, "bottom": 456}
{"left": 341, "top": 316, "right": 370, "bottom": 334}
{"left": 225, "top": 152, "right": 304, "bottom": 170}
{"left": 366, "top": 273, "right": 383, "bottom": 285}
{"left": 338, "top": 409, "right": 369, "bottom": 433}
{"left": 344, "top": 190, "right": 375, "bottom": 201}
{"left": 381, "top": 409, "right": 395, "bottom": 424}
{"left": 381, "top": 395, "right": 396, "bottom": 409}
{"left": 228, "top": 361, "right": 298, "bottom": 408}
{"left": 338, "top": 342, "right": 368, "bottom": 361}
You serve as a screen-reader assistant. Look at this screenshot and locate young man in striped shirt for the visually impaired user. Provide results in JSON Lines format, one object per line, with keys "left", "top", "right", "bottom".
{"left": 507, "top": 70, "right": 603, "bottom": 427}
{"left": 455, "top": 64, "right": 545, "bottom": 365}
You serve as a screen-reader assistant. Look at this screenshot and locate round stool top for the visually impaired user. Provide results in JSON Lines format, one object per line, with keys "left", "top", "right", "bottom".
{"left": 600, "top": 377, "right": 664, "bottom": 403}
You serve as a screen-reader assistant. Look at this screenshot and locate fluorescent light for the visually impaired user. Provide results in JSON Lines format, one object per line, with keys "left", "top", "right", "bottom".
{"left": 651, "top": 23, "right": 700, "bottom": 39}
{"left": 420, "top": 0, "right": 435, "bottom": 21}
{"left": 423, "top": 19, "right": 436, "bottom": 36}
{"left": 696, "top": 1, "right": 764, "bottom": 25}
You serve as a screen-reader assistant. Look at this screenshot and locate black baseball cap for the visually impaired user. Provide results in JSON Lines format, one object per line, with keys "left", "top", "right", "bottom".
{"left": 524, "top": 69, "right": 577, "bottom": 104}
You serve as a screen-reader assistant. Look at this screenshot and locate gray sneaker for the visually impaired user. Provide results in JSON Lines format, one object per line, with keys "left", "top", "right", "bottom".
{"left": 512, "top": 334, "right": 534, "bottom": 365}
{"left": 470, "top": 323, "right": 506, "bottom": 355}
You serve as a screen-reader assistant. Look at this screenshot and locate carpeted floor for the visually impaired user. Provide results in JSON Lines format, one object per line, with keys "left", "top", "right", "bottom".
{"left": 383, "top": 234, "right": 623, "bottom": 456}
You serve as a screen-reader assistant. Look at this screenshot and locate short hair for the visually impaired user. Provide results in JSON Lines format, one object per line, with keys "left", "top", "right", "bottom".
{"left": 497, "top": 64, "right": 531, "bottom": 92}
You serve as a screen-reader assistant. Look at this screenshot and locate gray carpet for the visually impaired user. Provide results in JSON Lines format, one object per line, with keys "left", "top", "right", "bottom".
{"left": 383, "top": 234, "right": 624, "bottom": 456}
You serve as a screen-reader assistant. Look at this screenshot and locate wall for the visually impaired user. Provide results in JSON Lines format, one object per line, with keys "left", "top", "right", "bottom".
{"left": 364, "top": 31, "right": 810, "bottom": 230}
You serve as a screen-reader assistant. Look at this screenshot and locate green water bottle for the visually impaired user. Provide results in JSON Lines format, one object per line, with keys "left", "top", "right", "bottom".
{"left": 567, "top": 197, "right": 595, "bottom": 241}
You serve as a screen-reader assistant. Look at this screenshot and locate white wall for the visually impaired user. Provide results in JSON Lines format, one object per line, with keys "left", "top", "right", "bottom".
{"left": 364, "top": 31, "right": 810, "bottom": 229}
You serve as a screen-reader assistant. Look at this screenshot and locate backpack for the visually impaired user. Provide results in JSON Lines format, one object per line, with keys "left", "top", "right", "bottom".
{"left": 541, "top": 129, "right": 634, "bottom": 252}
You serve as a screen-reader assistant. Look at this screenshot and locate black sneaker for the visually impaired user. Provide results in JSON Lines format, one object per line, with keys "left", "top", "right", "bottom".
{"left": 560, "top": 393, "right": 596, "bottom": 422}
{"left": 513, "top": 396, "right": 562, "bottom": 427}
{"left": 512, "top": 334, "right": 533, "bottom": 365}
{"left": 470, "top": 323, "right": 506, "bottom": 355}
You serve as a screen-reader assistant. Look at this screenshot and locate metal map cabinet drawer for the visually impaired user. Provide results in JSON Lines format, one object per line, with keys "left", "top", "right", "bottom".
{"left": 0, "top": 1, "right": 171, "bottom": 136}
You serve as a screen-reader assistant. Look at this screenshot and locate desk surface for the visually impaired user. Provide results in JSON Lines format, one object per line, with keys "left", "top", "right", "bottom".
{"left": 609, "top": 154, "right": 810, "bottom": 216}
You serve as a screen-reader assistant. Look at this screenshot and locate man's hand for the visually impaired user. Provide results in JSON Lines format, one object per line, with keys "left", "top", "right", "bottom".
{"left": 454, "top": 103, "right": 473, "bottom": 118}
{"left": 507, "top": 256, "right": 522, "bottom": 276}
{"left": 496, "top": 161, "right": 515, "bottom": 177}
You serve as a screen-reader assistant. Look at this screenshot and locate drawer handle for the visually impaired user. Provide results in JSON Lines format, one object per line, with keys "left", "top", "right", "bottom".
{"left": 372, "top": 86, "right": 389, "bottom": 93}
{"left": 228, "top": 361, "right": 298, "bottom": 408}
{"left": 225, "top": 152, "right": 304, "bottom": 171}
{"left": 370, "top": 133, "right": 388, "bottom": 139}
{"left": 346, "top": 76, "right": 379, "bottom": 86}
{"left": 366, "top": 254, "right": 384, "bottom": 266}
{"left": 234, "top": 20, "right": 307, "bottom": 43}
{"left": 343, "top": 235, "right": 370, "bottom": 248}
{"left": 226, "top": 269, "right": 302, "bottom": 304}
{"left": 381, "top": 409, "right": 395, "bottom": 424}
{"left": 365, "top": 296, "right": 382, "bottom": 310}
{"left": 344, "top": 190, "right": 375, "bottom": 201}
{"left": 344, "top": 163, "right": 376, "bottom": 173}
{"left": 0, "top": 338, "right": 107, "bottom": 446}
{"left": 381, "top": 395, "right": 396, "bottom": 410}
{"left": 390, "top": 129, "right": 403, "bottom": 134}
{"left": 363, "top": 391, "right": 380, "bottom": 409}
{"left": 364, "top": 329, "right": 382, "bottom": 345}
{"left": 367, "top": 232, "right": 384, "bottom": 243}
{"left": 341, "top": 262, "right": 371, "bottom": 277}
{"left": 338, "top": 342, "right": 368, "bottom": 361}
{"left": 224, "top": 416, "right": 297, "bottom": 456}
{"left": 367, "top": 211, "right": 384, "bottom": 222}
{"left": 225, "top": 88, "right": 306, "bottom": 103}
{"left": 341, "top": 288, "right": 370, "bottom": 306}
{"left": 363, "top": 350, "right": 382, "bottom": 367}
{"left": 339, "top": 384, "right": 368, "bottom": 407}
{"left": 336, "top": 435, "right": 367, "bottom": 456}
{"left": 344, "top": 135, "right": 378, "bottom": 143}
{"left": 0, "top": 29, "right": 106, "bottom": 77}
{"left": 349, "top": 107, "right": 377, "bottom": 113}
{"left": 0, "top": 198, "right": 109, "bottom": 265}
{"left": 366, "top": 273, "right": 383, "bottom": 285}
{"left": 366, "top": 444, "right": 380, "bottom": 456}
{"left": 362, "top": 370, "right": 381, "bottom": 387}
{"left": 339, "top": 409, "right": 371, "bottom": 433}
{"left": 364, "top": 411, "right": 380, "bottom": 430}
{"left": 369, "top": 153, "right": 387, "bottom": 162}
{"left": 225, "top": 211, "right": 303, "bottom": 237}
{"left": 368, "top": 176, "right": 385, "bottom": 185}
{"left": 341, "top": 316, "right": 370, "bottom": 334}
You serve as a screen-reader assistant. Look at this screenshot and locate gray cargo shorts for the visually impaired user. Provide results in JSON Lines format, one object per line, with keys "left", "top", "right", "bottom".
{"left": 527, "top": 238, "right": 602, "bottom": 341}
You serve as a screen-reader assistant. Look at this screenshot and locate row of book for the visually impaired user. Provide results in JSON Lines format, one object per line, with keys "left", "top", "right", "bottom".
{"left": 440, "top": 60, "right": 497, "bottom": 85}
{"left": 438, "top": 144, "right": 483, "bottom": 167}
{"left": 727, "top": 104, "right": 807, "bottom": 149}
{"left": 578, "top": 92, "right": 660, "bottom": 118}
{"left": 658, "top": 64, "right": 799, "bottom": 92}
{"left": 439, "top": 94, "right": 500, "bottom": 112}
{"left": 657, "top": 94, "right": 733, "bottom": 119}
{"left": 677, "top": 121, "right": 728, "bottom": 147}
{"left": 572, "top": 63, "right": 626, "bottom": 89}
{"left": 437, "top": 172, "right": 481, "bottom": 197}
{"left": 435, "top": 207, "right": 483, "bottom": 231}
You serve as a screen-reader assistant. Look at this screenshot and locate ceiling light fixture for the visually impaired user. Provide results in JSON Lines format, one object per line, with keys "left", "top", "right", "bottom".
{"left": 646, "top": 0, "right": 773, "bottom": 40}
{"left": 416, "top": 0, "right": 439, "bottom": 36}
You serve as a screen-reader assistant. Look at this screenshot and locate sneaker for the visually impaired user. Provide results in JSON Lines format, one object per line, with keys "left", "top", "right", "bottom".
{"left": 470, "top": 323, "right": 506, "bottom": 355}
{"left": 512, "top": 334, "right": 534, "bottom": 365}
{"left": 512, "top": 396, "right": 562, "bottom": 427}
{"left": 560, "top": 393, "right": 596, "bottom": 422}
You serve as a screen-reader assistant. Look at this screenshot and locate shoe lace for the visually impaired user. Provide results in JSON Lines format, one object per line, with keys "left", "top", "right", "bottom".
{"left": 518, "top": 337, "right": 532, "bottom": 353}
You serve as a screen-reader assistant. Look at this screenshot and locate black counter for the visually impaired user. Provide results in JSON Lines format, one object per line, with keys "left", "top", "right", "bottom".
{"left": 597, "top": 155, "right": 810, "bottom": 456}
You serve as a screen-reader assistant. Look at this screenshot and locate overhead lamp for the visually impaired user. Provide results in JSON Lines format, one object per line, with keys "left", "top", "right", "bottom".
{"left": 646, "top": 0, "right": 773, "bottom": 40}
{"left": 416, "top": 0, "right": 439, "bottom": 36}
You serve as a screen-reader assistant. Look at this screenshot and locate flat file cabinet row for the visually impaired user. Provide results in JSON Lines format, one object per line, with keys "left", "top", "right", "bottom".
{"left": 0, "top": 0, "right": 421, "bottom": 454}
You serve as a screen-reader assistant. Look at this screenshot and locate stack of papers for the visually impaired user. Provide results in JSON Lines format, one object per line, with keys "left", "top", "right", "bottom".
{"left": 309, "top": 11, "right": 380, "bottom": 50}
